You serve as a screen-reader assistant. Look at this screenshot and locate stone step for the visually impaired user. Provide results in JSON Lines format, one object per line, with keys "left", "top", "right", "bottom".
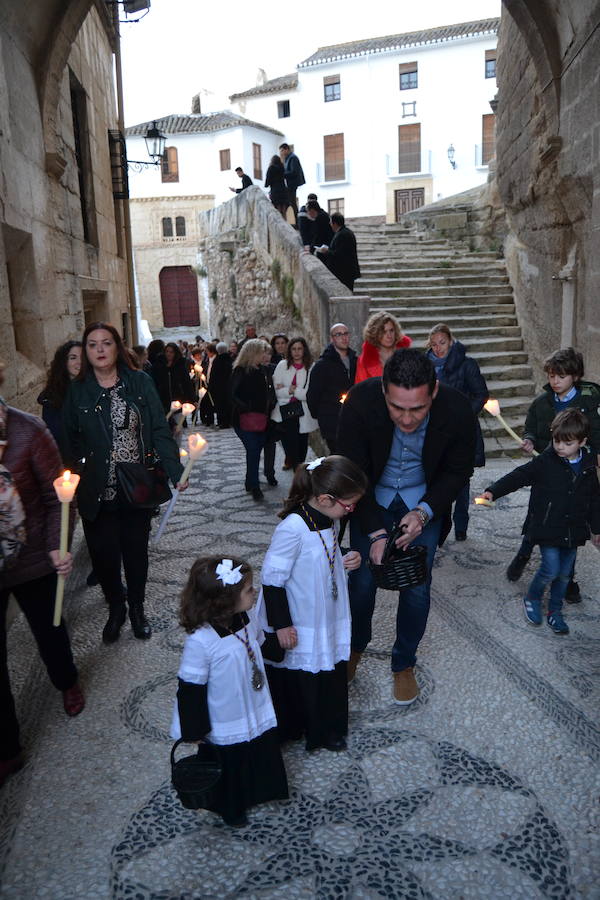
{"left": 385, "top": 303, "right": 518, "bottom": 318}
{"left": 357, "top": 274, "right": 510, "bottom": 288}
{"left": 366, "top": 284, "right": 513, "bottom": 298}
{"left": 368, "top": 298, "right": 514, "bottom": 312}
{"left": 359, "top": 263, "right": 509, "bottom": 275}
{"left": 404, "top": 336, "right": 524, "bottom": 354}
{"left": 401, "top": 320, "right": 519, "bottom": 334}
{"left": 479, "top": 363, "right": 533, "bottom": 381}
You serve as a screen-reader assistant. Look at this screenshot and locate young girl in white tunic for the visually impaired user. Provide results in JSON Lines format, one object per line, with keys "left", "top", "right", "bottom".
{"left": 171, "top": 556, "right": 288, "bottom": 827}
{"left": 258, "top": 455, "right": 367, "bottom": 752}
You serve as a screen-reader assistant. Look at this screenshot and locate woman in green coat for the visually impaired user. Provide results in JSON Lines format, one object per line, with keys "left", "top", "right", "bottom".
{"left": 62, "top": 323, "right": 186, "bottom": 644}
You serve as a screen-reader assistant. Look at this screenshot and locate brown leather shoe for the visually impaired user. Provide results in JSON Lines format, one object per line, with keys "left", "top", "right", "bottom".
{"left": 393, "top": 668, "right": 419, "bottom": 705}
{"left": 347, "top": 650, "right": 362, "bottom": 684}
{"left": 63, "top": 683, "right": 85, "bottom": 717}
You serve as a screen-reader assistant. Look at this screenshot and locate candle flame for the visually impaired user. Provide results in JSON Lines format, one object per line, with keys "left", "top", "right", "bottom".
{"left": 484, "top": 398, "right": 500, "bottom": 417}
{"left": 180, "top": 449, "right": 188, "bottom": 459}
{"left": 340, "top": 393, "right": 347, "bottom": 403}
{"left": 475, "top": 497, "right": 494, "bottom": 506}
{"left": 181, "top": 402, "right": 196, "bottom": 416}
{"left": 171, "top": 400, "right": 182, "bottom": 410}
{"left": 63, "top": 470, "right": 72, "bottom": 482}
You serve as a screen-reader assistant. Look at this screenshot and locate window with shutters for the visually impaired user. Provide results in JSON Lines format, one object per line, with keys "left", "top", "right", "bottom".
{"left": 175, "top": 216, "right": 186, "bottom": 237}
{"left": 482, "top": 114, "right": 496, "bottom": 164}
{"left": 252, "top": 143, "right": 262, "bottom": 179}
{"left": 399, "top": 62, "right": 418, "bottom": 90}
{"left": 219, "top": 149, "right": 231, "bottom": 170}
{"left": 328, "top": 198, "right": 345, "bottom": 216}
{"left": 161, "top": 146, "right": 179, "bottom": 183}
{"left": 398, "top": 123, "right": 421, "bottom": 173}
{"left": 323, "top": 74, "right": 341, "bottom": 102}
{"left": 323, "top": 133, "right": 345, "bottom": 181}
{"left": 162, "top": 217, "right": 173, "bottom": 237}
{"left": 277, "top": 99, "right": 290, "bottom": 118}
{"left": 485, "top": 50, "right": 497, "bottom": 79}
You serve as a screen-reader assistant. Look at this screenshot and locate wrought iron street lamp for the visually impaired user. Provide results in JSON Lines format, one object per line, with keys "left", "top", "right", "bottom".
{"left": 128, "top": 121, "right": 166, "bottom": 172}
{"left": 447, "top": 144, "right": 457, "bottom": 169}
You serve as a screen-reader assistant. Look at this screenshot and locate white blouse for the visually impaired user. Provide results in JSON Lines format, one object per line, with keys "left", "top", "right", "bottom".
{"left": 270, "top": 360, "right": 318, "bottom": 433}
{"left": 257, "top": 513, "right": 350, "bottom": 673}
{"left": 170, "top": 609, "right": 277, "bottom": 745}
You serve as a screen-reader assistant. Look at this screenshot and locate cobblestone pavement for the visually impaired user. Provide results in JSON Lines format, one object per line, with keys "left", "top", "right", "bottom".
{"left": 1, "top": 426, "right": 599, "bottom": 899}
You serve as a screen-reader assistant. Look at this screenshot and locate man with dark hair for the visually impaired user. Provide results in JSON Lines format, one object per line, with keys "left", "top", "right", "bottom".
{"left": 230, "top": 167, "right": 252, "bottom": 193}
{"left": 307, "top": 322, "right": 356, "bottom": 453}
{"left": 318, "top": 213, "right": 361, "bottom": 291}
{"left": 237, "top": 324, "right": 257, "bottom": 351}
{"left": 300, "top": 199, "right": 333, "bottom": 253}
{"left": 337, "top": 348, "right": 476, "bottom": 704}
{"left": 279, "top": 143, "right": 305, "bottom": 225}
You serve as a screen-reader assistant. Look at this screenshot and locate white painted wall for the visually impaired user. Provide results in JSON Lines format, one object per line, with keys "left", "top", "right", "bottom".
{"left": 126, "top": 124, "right": 282, "bottom": 205}
{"left": 231, "top": 33, "right": 498, "bottom": 217}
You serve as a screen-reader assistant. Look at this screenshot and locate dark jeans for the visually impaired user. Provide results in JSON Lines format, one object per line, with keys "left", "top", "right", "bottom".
{"left": 280, "top": 418, "right": 309, "bottom": 470}
{"left": 1, "top": 572, "right": 78, "bottom": 759}
{"left": 82, "top": 506, "right": 152, "bottom": 607}
{"left": 235, "top": 427, "right": 267, "bottom": 489}
{"left": 525, "top": 546, "right": 577, "bottom": 614}
{"left": 452, "top": 482, "right": 470, "bottom": 533}
{"left": 349, "top": 497, "right": 442, "bottom": 671}
{"left": 263, "top": 432, "right": 277, "bottom": 479}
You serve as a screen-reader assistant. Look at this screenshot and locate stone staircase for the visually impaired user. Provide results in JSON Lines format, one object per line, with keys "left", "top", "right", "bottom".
{"left": 350, "top": 222, "right": 537, "bottom": 458}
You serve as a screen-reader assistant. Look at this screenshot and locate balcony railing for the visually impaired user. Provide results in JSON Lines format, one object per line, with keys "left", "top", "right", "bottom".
{"left": 385, "top": 150, "right": 432, "bottom": 177}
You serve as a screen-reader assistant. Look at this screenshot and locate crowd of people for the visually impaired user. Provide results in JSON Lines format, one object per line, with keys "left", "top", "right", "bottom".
{"left": 1, "top": 317, "right": 599, "bottom": 836}
{"left": 229, "top": 143, "right": 362, "bottom": 292}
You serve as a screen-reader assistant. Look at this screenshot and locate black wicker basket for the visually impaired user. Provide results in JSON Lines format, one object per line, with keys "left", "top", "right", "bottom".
{"left": 171, "top": 739, "right": 222, "bottom": 810}
{"left": 368, "top": 523, "right": 428, "bottom": 591}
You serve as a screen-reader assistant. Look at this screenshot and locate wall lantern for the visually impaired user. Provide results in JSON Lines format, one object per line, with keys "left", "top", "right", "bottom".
{"left": 447, "top": 144, "right": 457, "bottom": 169}
{"left": 144, "top": 121, "right": 166, "bottom": 162}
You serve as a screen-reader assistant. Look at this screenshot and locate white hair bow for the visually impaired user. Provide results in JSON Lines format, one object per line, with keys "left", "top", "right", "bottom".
{"left": 215, "top": 559, "right": 243, "bottom": 586}
{"left": 307, "top": 457, "right": 326, "bottom": 471}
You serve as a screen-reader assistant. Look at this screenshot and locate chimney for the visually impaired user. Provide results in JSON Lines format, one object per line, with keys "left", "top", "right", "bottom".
{"left": 191, "top": 93, "right": 201, "bottom": 114}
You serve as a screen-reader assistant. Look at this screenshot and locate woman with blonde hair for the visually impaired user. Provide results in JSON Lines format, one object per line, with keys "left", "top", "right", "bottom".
{"left": 231, "top": 339, "right": 274, "bottom": 501}
{"left": 355, "top": 311, "right": 411, "bottom": 383}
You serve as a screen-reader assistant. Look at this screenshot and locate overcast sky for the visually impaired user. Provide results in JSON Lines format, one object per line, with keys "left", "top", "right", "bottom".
{"left": 121, "top": 0, "right": 502, "bottom": 127}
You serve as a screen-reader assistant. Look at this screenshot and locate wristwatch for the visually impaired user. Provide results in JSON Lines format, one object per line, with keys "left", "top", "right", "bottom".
{"left": 411, "top": 507, "right": 429, "bottom": 527}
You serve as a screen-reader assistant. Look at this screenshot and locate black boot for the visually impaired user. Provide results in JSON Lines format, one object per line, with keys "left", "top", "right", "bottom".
{"left": 102, "top": 602, "right": 127, "bottom": 644}
{"left": 129, "top": 602, "right": 152, "bottom": 639}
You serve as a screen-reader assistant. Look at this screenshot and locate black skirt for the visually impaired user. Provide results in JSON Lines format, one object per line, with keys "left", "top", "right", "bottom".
{"left": 205, "top": 727, "right": 288, "bottom": 824}
{"left": 266, "top": 661, "right": 348, "bottom": 751}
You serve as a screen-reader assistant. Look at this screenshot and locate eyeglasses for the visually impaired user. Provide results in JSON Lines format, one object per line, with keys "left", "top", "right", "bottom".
{"left": 328, "top": 495, "right": 356, "bottom": 513}
{"left": 332, "top": 331, "right": 349, "bottom": 338}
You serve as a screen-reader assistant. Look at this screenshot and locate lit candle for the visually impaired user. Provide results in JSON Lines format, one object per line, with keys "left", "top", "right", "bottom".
{"left": 153, "top": 433, "right": 208, "bottom": 543}
{"left": 474, "top": 497, "right": 494, "bottom": 507}
{"left": 340, "top": 393, "right": 347, "bottom": 404}
{"left": 483, "top": 398, "right": 538, "bottom": 456}
{"left": 181, "top": 402, "right": 196, "bottom": 419}
{"left": 52, "top": 470, "right": 80, "bottom": 627}
{"left": 166, "top": 400, "right": 182, "bottom": 421}
{"left": 194, "top": 363, "right": 203, "bottom": 376}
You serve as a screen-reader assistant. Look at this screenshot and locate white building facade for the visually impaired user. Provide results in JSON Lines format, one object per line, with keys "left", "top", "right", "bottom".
{"left": 125, "top": 112, "right": 283, "bottom": 331}
{"left": 229, "top": 18, "right": 499, "bottom": 221}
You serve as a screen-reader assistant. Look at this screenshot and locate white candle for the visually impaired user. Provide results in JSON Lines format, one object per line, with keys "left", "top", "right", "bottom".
{"left": 166, "top": 400, "right": 182, "bottom": 421}
{"left": 181, "top": 402, "right": 196, "bottom": 419}
{"left": 474, "top": 497, "right": 494, "bottom": 507}
{"left": 483, "top": 398, "right": 538, "bottom": 455}
{"left": 52, "top": 470, "right": 80, "bottom": 627}
{"left": 180, "top": 433, "right": 208, "bottom": 482}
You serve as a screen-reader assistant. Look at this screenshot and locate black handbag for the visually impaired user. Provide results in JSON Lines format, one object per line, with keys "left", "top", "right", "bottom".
{"left": 368, "top": 522, "right": 428, "bottom": 591}
{"left": 171, "top": 739, "right": 222, "bottom": 810}
{"left": 116, "top": 460, "right": 172, "bottom": 508}
{"left": 279, "top": 401, "right": 304, "bottom": 422}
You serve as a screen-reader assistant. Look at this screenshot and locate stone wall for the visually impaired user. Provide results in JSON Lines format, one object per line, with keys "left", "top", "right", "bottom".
{"left": 495, "top": 3, "right": 600, "bottom": 385}
{"left": 0, "top": 3, "right": 128, "bottom": 410}
{"left": 198, "top": 187, "right": 369, "bottom": 352}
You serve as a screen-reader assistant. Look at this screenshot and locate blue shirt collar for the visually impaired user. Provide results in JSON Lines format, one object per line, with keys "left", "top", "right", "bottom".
{"left": 555, "top": 385, "right": 578, "bottom": 403}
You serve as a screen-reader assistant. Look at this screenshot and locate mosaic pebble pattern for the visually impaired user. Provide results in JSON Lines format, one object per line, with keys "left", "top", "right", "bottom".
{"left": 1, "top": 426, "right": 598, "bottom": 898}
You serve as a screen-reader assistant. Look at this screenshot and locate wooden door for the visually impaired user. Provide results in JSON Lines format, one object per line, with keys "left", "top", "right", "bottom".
{"left": 394, "top": 188, "right": 425, "bottom": 220}
{"left": 159, "top": 266, "right": 200, "bottom": 327}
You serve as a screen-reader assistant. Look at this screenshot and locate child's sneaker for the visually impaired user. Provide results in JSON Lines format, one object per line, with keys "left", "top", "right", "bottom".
{"left": 547, "top": 612, "right": 569, "bottom": 635}
{"left": 523, "top": 597, "right": 542, "bottom": 626}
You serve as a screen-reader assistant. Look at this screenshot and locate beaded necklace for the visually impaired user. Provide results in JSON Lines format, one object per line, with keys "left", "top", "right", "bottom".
{"left": 301, "top": 503, "right": 339, "bottom": 602}
{"left": 227, "top": 622, "right": 265, "bottom": 691}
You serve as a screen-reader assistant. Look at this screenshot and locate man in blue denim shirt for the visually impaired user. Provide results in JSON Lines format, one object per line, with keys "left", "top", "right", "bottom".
{"left": 337, "top": 350, "right": 476, "bottom": 704}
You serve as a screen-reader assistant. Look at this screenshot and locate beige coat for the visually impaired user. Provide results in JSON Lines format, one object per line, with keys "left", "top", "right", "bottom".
{"left": 270, "top": 360, "right": 318, "bottom": 434}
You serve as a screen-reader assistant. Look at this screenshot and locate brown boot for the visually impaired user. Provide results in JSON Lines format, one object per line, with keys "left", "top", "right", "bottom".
{"left": 393, "top": 668, "right": 419, "bottom": 705}
{"left": 347, "top": 651, "right": 362, "bottom": 684}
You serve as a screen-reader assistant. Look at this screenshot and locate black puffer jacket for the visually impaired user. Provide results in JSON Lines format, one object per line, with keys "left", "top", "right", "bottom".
{"left": 306, "top": 344, "right": 357, "bottom": 441}
{"left": 430, "top": 340, "right": 488, "bottom": 467}
{"left": 487, "top": 445, "right": 600, "bottom": 547}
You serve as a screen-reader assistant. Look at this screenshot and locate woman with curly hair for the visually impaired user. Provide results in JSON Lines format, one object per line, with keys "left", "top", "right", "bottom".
{"left": 354, "top": 311, "right": 411, "bottom": 383}
{"left": 37, "top": 340, "right": 83, "bottom": 447}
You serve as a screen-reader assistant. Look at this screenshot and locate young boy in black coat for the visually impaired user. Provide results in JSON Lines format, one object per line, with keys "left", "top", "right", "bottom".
{"left": 478, "top": 410, "right": 600, "bottom": 635}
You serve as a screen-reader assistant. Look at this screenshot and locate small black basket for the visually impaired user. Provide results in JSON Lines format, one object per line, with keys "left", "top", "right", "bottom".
{"left": 368, "top": 523, "right": 428, "bottom": 591}
{"left": 171, "top": 739, "right": 222, "bottom": 810}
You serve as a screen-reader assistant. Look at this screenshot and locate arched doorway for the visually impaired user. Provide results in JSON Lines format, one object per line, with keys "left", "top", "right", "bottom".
{"left": 159, "top": 266, "right": 200, "bottom": 327}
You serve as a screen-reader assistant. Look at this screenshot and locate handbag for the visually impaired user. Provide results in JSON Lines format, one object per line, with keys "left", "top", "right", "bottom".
{"left": 279, "top": 401, "right": 304, "bottom": 422}
{"left": 239, "top": 412, "right": 268, "bottom": 432}
{"left": 116, "top": 460, "right": 172, "bottom": 508}
{"left": 171, "top": 738, "right": 222, "bottom": 810}
{"left": 368, "top": 522, "right": 428, "bottom": 591}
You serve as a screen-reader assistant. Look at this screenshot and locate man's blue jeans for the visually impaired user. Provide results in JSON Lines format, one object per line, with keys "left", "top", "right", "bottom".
{"left": 234, "top": 428, "right": 266, "bottom": 489}
{"left": 349, "top": 498, "right": 443, "bottom": 672}
{"left": 525, "top": 546, "right": 577, "bottom": 614}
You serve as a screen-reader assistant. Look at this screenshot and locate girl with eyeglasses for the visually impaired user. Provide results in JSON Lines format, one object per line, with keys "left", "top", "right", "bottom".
{"left": 257, "top": 455, "right": 367, "bottom": 753}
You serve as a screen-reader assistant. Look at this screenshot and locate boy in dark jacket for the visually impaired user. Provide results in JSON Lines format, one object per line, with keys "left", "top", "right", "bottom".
{"left": 506, "top": 346, "right": 600, "bottom": 600}
{"left": 479, "top": 410, "right": 600, "bottom": 635}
